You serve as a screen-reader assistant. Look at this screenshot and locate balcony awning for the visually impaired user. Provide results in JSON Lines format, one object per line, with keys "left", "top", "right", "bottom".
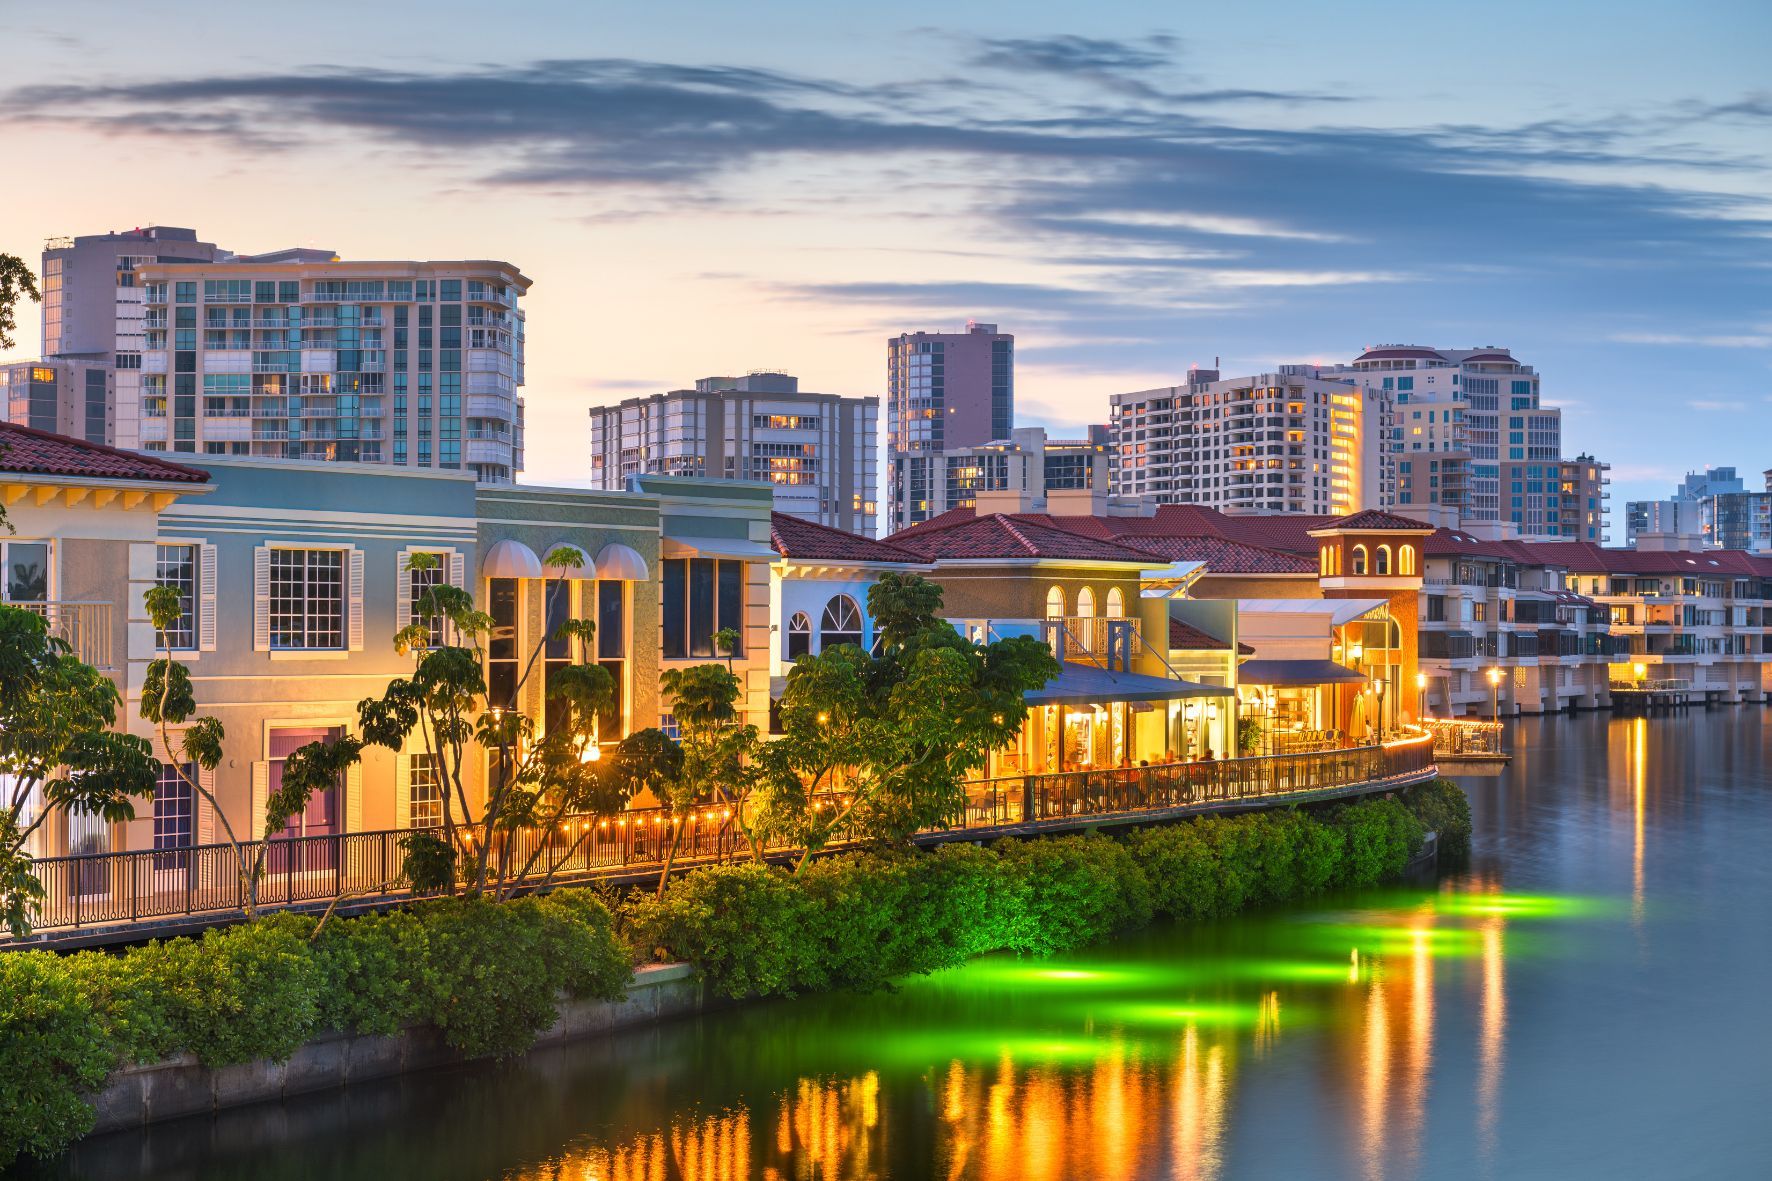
{"left": 1025, "top": 664, "right": 1232, "bottom": 707}
{"left": 1236, "top": 659, "right": 1370, "bottom": 687}
{"left": 595, "top": 542, "right": 650, "bottom": 581}
{"left": 661, "top": 535, "right": 778, "bottom": 561}
{"left": 1236, "top": 598, "right": 1389, "bottom": 626}
{"left": 541, "top": 542, "right": 597, "bottom": 579}
{"left": 481, "top": 538, "right": 543, "bottom": 579}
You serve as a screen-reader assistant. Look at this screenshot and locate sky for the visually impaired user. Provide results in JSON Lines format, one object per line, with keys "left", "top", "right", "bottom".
{"left": 2, "top": 0, "right": 1769, "bottom": 518}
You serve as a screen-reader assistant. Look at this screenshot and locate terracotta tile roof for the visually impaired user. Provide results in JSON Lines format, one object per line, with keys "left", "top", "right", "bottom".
{"left": 0, "top": 422, "right": 210, "bottom": 484}
{"left": 769, "top": 512, "right": 925, "bottom": 564}
{"left": 1522, "top": 541, "right": 1772, "bottom": 578}
{"left": 1119, "top": 534, "right": 1318, "bottom": 574}
{"left": 1315, "top": 508, "right": 1437, "bottom": 533}
{"left": 1169, "top": 618, "right": 1256, "bottom": 655}
{"left": 885, "top": 513, "right": 1164, "bottom": 563}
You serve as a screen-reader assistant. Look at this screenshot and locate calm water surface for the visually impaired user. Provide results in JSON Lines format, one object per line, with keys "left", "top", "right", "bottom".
{"left": 40, "top": 711, "right": 1772, "bottom": 1180}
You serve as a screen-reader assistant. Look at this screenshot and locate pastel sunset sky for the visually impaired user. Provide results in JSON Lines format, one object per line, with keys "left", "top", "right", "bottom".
{"left": 3, "top": 0, "right": 1769, "bottom": 510}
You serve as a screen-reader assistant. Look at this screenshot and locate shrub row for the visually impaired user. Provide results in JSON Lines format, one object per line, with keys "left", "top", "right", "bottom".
{"left": 625, "top": 794, "right": 1429, "bottom": 999}
{"left": 0, "top": 892, "right": 630, "bottom": 1167}
{"left": 1397, "top": 776, "right": 1474, "bottom": 864}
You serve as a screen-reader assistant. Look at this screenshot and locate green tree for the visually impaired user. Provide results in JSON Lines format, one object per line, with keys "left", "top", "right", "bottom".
{"left": 0, "top": 607, "right": 159, "bottom": 936}
{"left": 347, "top": 548, "right": 627, "bottom": 899}
{"left": 139, "top": 585, "right": 252, "bottom": 910}
{"left": 754, "top": 573, "right": 1057, "bottom": 869}
{"left": 0, "top": 255, "right": 39, "bottom": 351}
{"left": 658, "top": 662, "right": 760, "bottom": 870}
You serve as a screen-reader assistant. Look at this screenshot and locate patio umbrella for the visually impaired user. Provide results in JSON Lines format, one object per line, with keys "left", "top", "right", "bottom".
{"left": 1348, "top": 692, "right": 1370, "bottom": 742}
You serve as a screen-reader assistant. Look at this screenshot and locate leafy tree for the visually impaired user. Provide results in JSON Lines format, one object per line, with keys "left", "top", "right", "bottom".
{"left": 0, "top": 607, "right": 159, "bottom": 936}
{"left": 346, "top": 548, "right": 628, "bottom": 898}
{"left": 0, "top": 254, "right": 38, "bottom": 351}
{"left": 754, "top": 573, "right": 1057, "bottom": 870}
{"left": 657, "top": 663, "right": 759, "bottom": 870}
{"left": 712, "top": 626, "right": 740, "bottom": 672}
{"left": 139, "top": 585, "right": 252, "bottom": 910}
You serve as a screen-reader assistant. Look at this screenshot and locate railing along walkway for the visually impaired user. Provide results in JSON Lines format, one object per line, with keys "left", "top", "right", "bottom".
{"left": 12, "top": 734, "right": 1436, "bottom": 946}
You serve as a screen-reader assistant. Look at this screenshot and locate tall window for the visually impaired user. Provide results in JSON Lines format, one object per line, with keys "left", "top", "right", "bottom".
{"left": 1045, "top": 585, "right": 1065, "bottom": 619}
{"left": 1351, "top": 545, "right": 1368, "bottom": 576}
{"left": 543, "top": 580, "right": 576, "bottom": 736}
{"left": 155, "top": 544, "right": 197, "bottom": 650}
{"left": 661, "top": 558, "right": 745, "bottom": 659}
{"left": 487, "top": 578, "right": 519, "bottom": 709}
{"left": 0, "top": 540, "right": 49, "bottom": 602}
{"left": 1105, "top": 587, "right": 1124, "bottom": 618}
{"left": 269, "top": 726, "right": 341, "bottom": 840}
{"left": 786, "top": 611, "right": 812, "bottom": 660}
{"left": 1076, "top": 587, "right": 1096, "bottom": 619}
{"left": 408, "top": 551, "right": 446, "bottom": 648}
{"left": 1399, "top": 545, "right": 1417, "bottom": 576}
{"left": 595, "top": 580, "right": 628, "bottom": 738}
{"left": 270, "top": 549, "right": 344, "bottom": 649}
{"left": 819, "top": 595, "right": 863, "bottom": 650}
{"left": 1376, "top": 545, "right": 1392, "bottom": 576}
{"left": 153, "top": 762, "right": 194, "bottom": 870}
{"left": 408, "top": 753, "right": 443, "bottom": 828}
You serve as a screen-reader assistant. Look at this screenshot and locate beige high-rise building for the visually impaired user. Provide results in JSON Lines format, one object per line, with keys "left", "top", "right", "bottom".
{"left": 1108, "top": 365, "right": 1395, "bottom": 515}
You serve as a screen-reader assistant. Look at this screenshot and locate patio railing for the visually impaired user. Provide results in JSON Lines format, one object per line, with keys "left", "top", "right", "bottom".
{"left": 14, "top": 732, "right": 1436, "bottom": 941}
{"left": 1419, "top": 717, "right": 1506, "bottom": 757}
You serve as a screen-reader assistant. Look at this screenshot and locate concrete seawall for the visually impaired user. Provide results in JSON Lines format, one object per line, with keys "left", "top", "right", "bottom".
{"left": 87, "top": 962, "right": 704, "bottom": 1134}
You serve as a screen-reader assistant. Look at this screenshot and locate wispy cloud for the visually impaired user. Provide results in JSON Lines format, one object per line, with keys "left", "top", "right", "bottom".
{"left": 1610, "top": 331, "right": 1772, "bottom": 348}
{"left": 1690, "top": 400, "right": 1747, "bottom": 411}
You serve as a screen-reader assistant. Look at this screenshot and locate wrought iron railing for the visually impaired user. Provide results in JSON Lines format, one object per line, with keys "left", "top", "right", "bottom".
{"left": 14, "top": 734, "right": 1436, "bottom": 939}
{"left": 1419, "top": 717, "right": 1505, "bottom": 757}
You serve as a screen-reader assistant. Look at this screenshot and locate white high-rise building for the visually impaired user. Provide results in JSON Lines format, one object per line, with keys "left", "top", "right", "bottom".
{"left": 1108, "top": 366, "right": 1395, "bottom": 515}
{"left": 588, "top": 372, "right": 878, "bottom": 535}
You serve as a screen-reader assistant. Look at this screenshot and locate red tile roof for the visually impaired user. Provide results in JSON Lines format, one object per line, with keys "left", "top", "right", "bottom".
{"left": 1522, "top": 541, "right": 1772, "bottom": 578}
{"left": 769, "top": 512, "right": 925, "bottom": 564}
{"left": 1169, "top": 618, "right": 1256, "bottom": 655}
{"left": 1112, "top": 533, "right": 1317, "bottom": 574}
{"left": 0, "top": 422, "right": 210, "bottom": 484}
{"left": 885, "top": 513, "right": 1164, "bottom": 563}
{"left": 1314, "top": 508, "right": 1437, "bottom": 533}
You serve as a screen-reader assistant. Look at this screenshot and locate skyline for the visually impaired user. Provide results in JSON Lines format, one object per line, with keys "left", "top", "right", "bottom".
{"left": 2, "top": 1, "right": 1770, "bottom": 510}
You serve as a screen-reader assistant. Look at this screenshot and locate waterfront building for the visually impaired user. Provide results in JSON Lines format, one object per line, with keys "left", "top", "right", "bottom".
{"left": 1107, "top": 365, "right": 1396, "bottom": 516}
{"left": 0, "top": 357, "right": 113, "bottom": 444}
{"left": 886, "top": 321, "right": 1014, "bottom": 531}
{"left": 587, "top": 372, "right": 878, "bottom": 535}
{"left": 1627, "top": 466, "right": 1772, "bottom": 552}
{"left": 766, "top": 511, "right": 927, "bottom": 683}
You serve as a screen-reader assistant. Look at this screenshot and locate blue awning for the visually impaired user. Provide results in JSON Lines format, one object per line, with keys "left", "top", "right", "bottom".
{"left": 1236, "top": 659, "right": 1369, "bottom": 687}
{"left": 1025, "top": 663, "right": 1232, "bottom": 707}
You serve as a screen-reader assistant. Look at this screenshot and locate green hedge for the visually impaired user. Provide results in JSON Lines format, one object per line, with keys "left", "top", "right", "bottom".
{"left": 1398, "top": 777, "right": 1474, "bottom": 864}
{"left": 626, "top": 795, "right": 1429, "bottom": 1000}
{"left": 0, "top": 892, "right": 631, "bottom": 1168}
{"left": 0, "top": 783, "right": 1459, "bottom": 1166}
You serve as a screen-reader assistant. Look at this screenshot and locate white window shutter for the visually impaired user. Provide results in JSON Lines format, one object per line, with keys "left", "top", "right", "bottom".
{"left": 197, "top": 766, "right": 217, "bottom": 845}
{"left": 198, "top": 543, "right": 219, "bottom": 652}
{"left": 345, "top": 761, "right": 363, "bottom": 833}
{"left": 250, "top": 761, "right": 269, "bottom": 839}
{"left": 447, "top": 550, "right": 465, "bottom": 589}
{"left": 348, "top": 547, "right": 366, "bottom": 651}
{"left": 394, "top": 754, "right": 411, "bottom": 830}
{"left": 394, "top": 548, "right": 413, "bottom": 637}
{"left": 253, "top": 547, "right": 271, "bottom": 652}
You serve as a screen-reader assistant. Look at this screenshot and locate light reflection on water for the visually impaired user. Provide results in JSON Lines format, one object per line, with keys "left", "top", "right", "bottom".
{"left": 39, "top": 712, "right": 1772, "bottom": 1181}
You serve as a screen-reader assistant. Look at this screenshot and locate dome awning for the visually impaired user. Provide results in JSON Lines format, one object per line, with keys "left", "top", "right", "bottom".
{"left": 481, "top": 538, "right": 543, "bottom": 579}
{"left": 594, "top": 542, "right": 650, "bottom": 581}
{"left": 541, "top": 542, "right": 598, "bottom": 579}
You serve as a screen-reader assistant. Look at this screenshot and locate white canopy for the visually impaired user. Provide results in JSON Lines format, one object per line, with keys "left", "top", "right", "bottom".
{"left": 594, "top": 542, "right": 651, "bottom": 581}
{"left": 661, "top": 535, "right": 778, "bottom": 561}
{"left": 1235, "top": 598, "right": 1389, "bottom": 626}
{"left": 480, "top": 538, "right": 543, "bottom": 579}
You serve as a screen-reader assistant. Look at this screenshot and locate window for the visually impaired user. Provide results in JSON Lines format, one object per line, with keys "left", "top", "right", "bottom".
{"left": 543, "top": 580, "right": 576, "bottom": 736}
{"left": 661, "top": 558, "right": 745, "bottom": 659}
{"left": 155, "top": 544, "right": 197, "bottom": 649}
{"left": 269, "top": 726, "right": 341, "bottom": 840}
{"left": 153, "top": 762, "right": 195, "bottom": 870}
{"left": 270, "top": 549, "right": 344, "bottom": 649}
{"left": 595, "top": 580, "right": 628, "bottom": 737}
{"left": 408, "top": 754, "right": 443, "bottom": 829}
{"left": 1, "top": 540, "right": 50, "bottom": 602}
{"left": 1351, "top": 545, "right": 1368, "bottom": 576}
{"left": 407, "top": 551, "right": 446, "bottom": 648}
{"left": 1399, "top": 545, "right": 1417, "bottom": 576}
{"left": 487, "top": 578, "right": 520, "bottom": 708}
{"left": 1375, "top": 545, "right": 1392, "bottom": 576}
{"left": 819, "top": 595, "right": 863, "bottom": 650}
{"left": 1105, "top": 587, "right": 1124, "bottom": 618}
{"left": 786, "top": 611, "right": 812, "bottom": 660}
{"left": 1045, "top": 585, "right": 1065, "bottom": 619}
{"left": 1075, "top": 587, "right": 1096, "bottom": 619}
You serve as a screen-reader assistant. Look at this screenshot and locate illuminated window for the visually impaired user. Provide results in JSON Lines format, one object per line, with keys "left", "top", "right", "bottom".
{"left": 1045, "top": 585, "right": 1065, "bottom": 619}
{"left": 1076, "top": 586, "right": 1096, "bottom": 619}
{"left": 1351, "top": 545, "right": 1368, "bottom": 576}
{"left": 1105, "top": 587, "right": 1124, "bottom": 618}
{"left": 1376, "top": 545, "right": 1392, "bottom": 576}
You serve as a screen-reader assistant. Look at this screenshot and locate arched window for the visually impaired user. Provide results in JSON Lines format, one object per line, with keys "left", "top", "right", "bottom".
{"left": 1045, "top": 585, "right": 1066, "bottom": 619}
{"left": 1375, "top": 545, "right": 1392, "bottom": 576}
{"left": 1351, "top": 544, "right": 1368, "bottom": 576}
{"left": 1105, "top": 586, "right": 1125, "bottom": 618}
{"left": 819, "top": 595, "right": 863, "bottom": 650}
{"left": 1076, "top": 587, "right": 1096, "bottom": 619}
{"left": 1399, "top": 545, "right": 1416, "bottom": 575}
{"left": 1320, "top": 545, "right": 1333, "bottom": 576}
{"left": 786, "top": 611, "right": 811, "bottom": 661}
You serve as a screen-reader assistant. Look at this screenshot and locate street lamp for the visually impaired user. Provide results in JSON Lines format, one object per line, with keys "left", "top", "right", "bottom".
{"left": 1633, "top": 661, "right": 1647, "bottom": 685}
{"left": 1415, "top": 671, "right": 1428, "bottom": 721}
{"left": 1373, "top": 676, "right": 1387, "bottom": 738}
{"left": 1486, "top": 666, "right": 1503, "bottom": 722}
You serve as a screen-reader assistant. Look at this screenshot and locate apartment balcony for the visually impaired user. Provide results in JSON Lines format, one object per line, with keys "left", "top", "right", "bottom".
{"left": 306, "top": 291, "right": 383, "bottom": 302}
{"left": 465, "top": 438, "right": 512, "bottom": 465}
{"left": 141, "top": 314, "right": 168, "bottom": 330}
{"left": 12, "top": 601, "right": 114, "bottom": 669}
{"left": 253, "top": 362, "right": 299, "bottom": 374}
{"left": 466, "top": 392, "right": 515, "bottom": 418}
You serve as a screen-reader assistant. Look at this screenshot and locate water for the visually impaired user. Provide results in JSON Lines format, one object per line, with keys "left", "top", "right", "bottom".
{"left": 39, "top": 710, "right": 1772, "bottom": 1180}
